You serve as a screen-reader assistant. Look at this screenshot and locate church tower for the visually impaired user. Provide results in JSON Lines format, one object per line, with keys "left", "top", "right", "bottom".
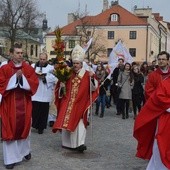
{"left": 42, "top": 14, "right": 48, "bottom": 31}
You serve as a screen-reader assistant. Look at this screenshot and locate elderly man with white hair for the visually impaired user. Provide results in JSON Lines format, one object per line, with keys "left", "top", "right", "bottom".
{"left": 52, "top": 44, "right": 99, "bottom": 152}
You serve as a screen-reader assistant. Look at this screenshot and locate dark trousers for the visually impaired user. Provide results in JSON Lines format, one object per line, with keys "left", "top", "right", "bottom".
{"left": 105, "top": 95, "right": 111, "bottom": 107}
{"left": 132, "top": 94, "right": 142, "bottom": 115}
{"left": 116, "top": 98, "right": 122, "bottom": 114}
{"left": 119, "top": 99, "right": 130, "bottom": 118}
{"left": 114, "top": 89, "right": 122, "bottom": 114}
{"left": 95, "top": 94, "right": 106, "bottom": 116}
{"left": 32, "top": 101, "right": 50, "bottom": 131}
{"left": 111, "top": 85, "right": 118, "bottom": 104}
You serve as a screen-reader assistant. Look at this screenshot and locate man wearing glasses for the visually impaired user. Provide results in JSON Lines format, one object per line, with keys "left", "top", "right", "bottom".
{"left": 134, "top": 51, "right": 170, "bottom": 169}
{"left": 145, "top": 51, "right": 170, "bottom": 100}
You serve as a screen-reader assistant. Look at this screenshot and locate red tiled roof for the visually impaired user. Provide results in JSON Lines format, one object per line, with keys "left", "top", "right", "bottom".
{"left": 46, "top": 20, "right": 81, "bottom": 36}
{"left": 93, "top": 5, "right": 147, "bottom": 26}
{"left": 47, "top": 4, "right": 147, "bottom": 36}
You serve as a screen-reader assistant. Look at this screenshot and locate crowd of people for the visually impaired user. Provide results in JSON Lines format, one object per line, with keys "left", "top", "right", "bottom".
{"left": 0, "top": 43, "right": 170, "bottom": 169}
{"left": 88, "top": 55, "right": 160, "bottom": 121}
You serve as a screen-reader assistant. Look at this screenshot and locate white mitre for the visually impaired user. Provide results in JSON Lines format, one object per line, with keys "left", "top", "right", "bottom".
{"left": 71, "top": 44, "right": 85, "bottom": 62}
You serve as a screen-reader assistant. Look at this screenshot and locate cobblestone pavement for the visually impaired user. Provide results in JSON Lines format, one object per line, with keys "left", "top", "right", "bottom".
{"left": 0, "top": 105, "right": 148, "bottom": 170}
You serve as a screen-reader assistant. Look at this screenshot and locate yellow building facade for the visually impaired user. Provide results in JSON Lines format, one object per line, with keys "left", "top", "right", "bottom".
{"left": 45, "top": 4, "right": 168, "bottom": 63}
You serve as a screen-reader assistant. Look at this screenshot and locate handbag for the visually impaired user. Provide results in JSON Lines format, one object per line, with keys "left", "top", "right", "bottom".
{"left": 116, "top": 74, "right": 130, "bottom": 96}
{"left": 117, "top": 86, "right": 122, "bottom": 96}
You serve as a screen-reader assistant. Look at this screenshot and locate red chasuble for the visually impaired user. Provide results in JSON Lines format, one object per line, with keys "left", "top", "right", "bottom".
{"left": 145, "top": 67, "right": 170, "bottom": 100}
{"left": 134, "top": 77, "right": 170, "bottom": 169}
{"left": 0, "top": 61, "right": 39, "bottom": 141}
{"left": 53, "top": 70, "right": 99, "bottom": 133}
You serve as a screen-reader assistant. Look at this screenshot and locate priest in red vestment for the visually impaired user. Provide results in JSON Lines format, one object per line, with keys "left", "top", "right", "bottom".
{"left": 52, "top": 44, "right": 99, "bottom": 152}
{"left": 145, "top": 51, "right": 170, "bottom": 100}
{"left": 0, "top": 43, "right": 39, "bottom": 169}
{"left": 134, "top": 76, "right": 170, "bottom": 169}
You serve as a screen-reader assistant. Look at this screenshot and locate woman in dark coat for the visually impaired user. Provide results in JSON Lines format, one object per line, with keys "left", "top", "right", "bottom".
{"left": 131, "top": 65, "right": 144, "bottom": 119}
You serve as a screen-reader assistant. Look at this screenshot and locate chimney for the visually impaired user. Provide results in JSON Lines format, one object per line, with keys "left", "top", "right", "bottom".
{"left": 103, "top": 0, "right": 108, "bottom": 11}
{"left": 111, "top": 0, "right": 119, "bottom": 7}
{"left": 68, "top": 13, "right": 75, "bottom": 24}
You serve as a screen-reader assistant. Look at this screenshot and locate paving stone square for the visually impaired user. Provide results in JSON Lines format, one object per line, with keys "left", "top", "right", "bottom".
{"left": 0, "top": 105, "right": 148, "bottom": 170}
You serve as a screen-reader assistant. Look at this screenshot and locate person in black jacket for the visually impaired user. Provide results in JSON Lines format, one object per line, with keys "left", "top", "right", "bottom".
{"left": 110, "top": 58, "right": 124, "bottom": 115}
{"left": 131, "top": 65, "right": 144, "bottom": 119}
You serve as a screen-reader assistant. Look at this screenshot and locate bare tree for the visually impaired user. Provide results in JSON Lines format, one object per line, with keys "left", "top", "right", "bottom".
{"left": 72, "top": 12, "right": 106, "bottom": 61}
{"left": 0, "top": 0, "right": 43, "bottom": 47}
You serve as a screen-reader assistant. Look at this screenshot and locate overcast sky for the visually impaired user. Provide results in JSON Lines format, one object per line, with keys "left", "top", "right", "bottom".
{"left": 37, "top": 0, "right": 170, "bottom": 29}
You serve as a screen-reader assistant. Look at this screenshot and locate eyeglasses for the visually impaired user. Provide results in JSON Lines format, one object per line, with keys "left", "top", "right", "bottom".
{"left": 158, "top": 58, "right": 167, "bottom": 61}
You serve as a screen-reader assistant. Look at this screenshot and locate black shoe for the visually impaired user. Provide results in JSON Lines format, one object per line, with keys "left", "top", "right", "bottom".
{"left": 99, "top": 114, "right": 103, "bottom": 118}
{"left": 38, "top": 129, "right": 44, "bottom": 134}
{"left": 95, "top": 112, "right": 98, "bottom": 115}
{"left": 25, "top": 153, "right": 31, "bottom": 160}
{"left": 126, "top": 115, "right": 129, "bottom": 119}
{"left": 5, "top": 164, "right": 15, "bottom": 169}
{"left": 49, "top": 121, "right": 54, "bottom": 127}
{"left": 77, "top": 145, "right": 87, "bottom": 153}
{"left": 106, "top": 104, "right": 111, "bottom": 108}
{"left": 122, "top": 116, "right": 125, "bottom": 119}
{"left": 116, "top": 112, "right": 121, "bottom": 115}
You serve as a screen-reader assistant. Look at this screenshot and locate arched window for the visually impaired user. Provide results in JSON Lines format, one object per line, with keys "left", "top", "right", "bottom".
{"left": 35, "top": 45, "right": 38, "bottom": 57}
{"left": 110, "top": 13, "right": 119, "bottom": 22}
{"left": 30, "top": 45, "right": 34, "bottom": 56}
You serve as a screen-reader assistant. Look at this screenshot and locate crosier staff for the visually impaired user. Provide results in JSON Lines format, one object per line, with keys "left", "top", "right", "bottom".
{"left": 84, "top": 37, "right": 94, "bottom": 142}
{"left": 89, "top": 67, "right": 94, "bottom": 142}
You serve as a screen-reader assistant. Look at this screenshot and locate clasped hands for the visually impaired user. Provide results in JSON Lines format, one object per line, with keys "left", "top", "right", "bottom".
{"left": 16, "top": 69, "right": 22, "bottom": 79}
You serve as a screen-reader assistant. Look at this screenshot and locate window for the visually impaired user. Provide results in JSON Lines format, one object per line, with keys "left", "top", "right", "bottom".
{"left": 30, "top": 45, "right": 34, "bottom": 56}
{"left": 87, "top": 31, "right": 91, "bottom": 36}
{"left": 64, "top": 51, "right": 71, "bottom": 55}
{"left": 69, "top": 40, "right": 75, "bottom": 48}
{"left": 0, "top": 47, "right": 2, "bottom": 55}
{"left": 129, "top": 31, "right": 137, "bottom": 39}
{"left": 107, "top": 48, "right": 112, "bottom": 57}
{"left": 129, "top": 48, "right": 136, "bottom": 57}
{"left": 111, "top": 14, "right": 119, "bottom": 22}
{"left": 50, "top": 51, "right": 57, "bottom": 55}
{"left": 108, "top": 31, "right": 114, "bottom": 39}
{"left": 35, "top": 45, "right": 38, "bottom": 57}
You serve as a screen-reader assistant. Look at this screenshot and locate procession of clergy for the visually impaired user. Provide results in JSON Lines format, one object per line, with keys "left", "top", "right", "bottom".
{"left": 0, "top": 43, "right": 99, "bottom": 169}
